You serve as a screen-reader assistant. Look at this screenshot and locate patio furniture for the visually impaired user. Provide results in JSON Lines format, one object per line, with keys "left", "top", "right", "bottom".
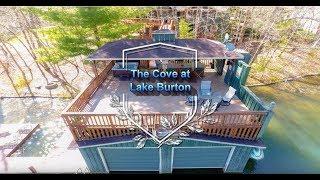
{"left": 220, "top": 86, "right": 237, "bottom": 106}
{"left": 199, "top": 91, "right": 223, "bottom": 107}
{"left": 112, "top": 62, "right": 138, "bottom": 78}
{"left": 149, "top": 60, "right": 157, "bottom": 69}
{"left": 200, "top": 81, "right": 212, "bottom": 97}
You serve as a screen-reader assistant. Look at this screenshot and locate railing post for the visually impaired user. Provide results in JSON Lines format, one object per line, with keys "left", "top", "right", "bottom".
{"left": 257, "top": 102, "right": 276, "bottom": 138}
{"left": 239, "top": 61, "right": 251, "bottom": 86}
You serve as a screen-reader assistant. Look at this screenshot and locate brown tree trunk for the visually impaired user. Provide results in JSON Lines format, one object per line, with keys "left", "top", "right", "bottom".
{"left": 0, "top": 43, "right": 34, "bottom": 96}
{"left": 0, "top": 60, "right": 20, "bottom": 96}
{"left": 40, "top": 62, "right": 78, "bottom": 98}
{"left": 7, "top": 42, "right": 34, "bottom": 81}
{"left": 1, "top": 11, "right": 50, "bottom": 85}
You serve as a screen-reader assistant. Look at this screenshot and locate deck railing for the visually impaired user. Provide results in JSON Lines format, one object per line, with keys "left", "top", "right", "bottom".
{"left": 61, "top": 60, "right": 271, "bottom": 142}
{"left": 63, "top": 61, "right": 114, "bottom": 112}
{"left": 199, "top": 59, "right": 212, "bottom": 67}
{"left": 61, "top": 111, "right": 267, "bottom": 141}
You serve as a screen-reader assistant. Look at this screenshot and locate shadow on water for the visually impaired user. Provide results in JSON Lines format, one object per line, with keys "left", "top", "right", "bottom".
{"left": 244, "top": 76, "right": 320, "bottom": 173}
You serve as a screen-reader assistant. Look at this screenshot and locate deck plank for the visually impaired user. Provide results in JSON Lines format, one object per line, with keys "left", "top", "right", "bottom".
{"left": 85, "top": 70, "right": 249, "bottom": 114}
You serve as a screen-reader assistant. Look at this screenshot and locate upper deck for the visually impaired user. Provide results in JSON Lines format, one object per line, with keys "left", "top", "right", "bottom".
{"left": 84, "top": 69, "right": 247, "bottom": 114}
{"left": 61, "top": 60, "right": 274, "bottom": 143}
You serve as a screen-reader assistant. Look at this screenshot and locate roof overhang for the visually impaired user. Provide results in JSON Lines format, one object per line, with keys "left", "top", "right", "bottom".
{"left": 87, "top": 38, "right": 244, "bottom": 61}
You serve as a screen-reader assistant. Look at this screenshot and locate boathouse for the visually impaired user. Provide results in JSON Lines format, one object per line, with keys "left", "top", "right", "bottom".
{"left": 61, "top": 27, "right": 275, "bottom": 173}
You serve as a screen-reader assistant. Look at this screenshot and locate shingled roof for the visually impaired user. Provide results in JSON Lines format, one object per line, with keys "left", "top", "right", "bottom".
{"left": 87, "top": 38, "right": 243, "bottom": 60}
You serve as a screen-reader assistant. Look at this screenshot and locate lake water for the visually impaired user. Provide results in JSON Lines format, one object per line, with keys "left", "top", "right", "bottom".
{"left": 1, "top": 78, "right": 319, "bottom": 172}
{"left": 244, "top": 78, "right": 320, "bottom": 173}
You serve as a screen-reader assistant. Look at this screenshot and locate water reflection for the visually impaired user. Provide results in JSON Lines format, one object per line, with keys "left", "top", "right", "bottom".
{"left": 245, "top": 77, "right": 320, "bottom": 173}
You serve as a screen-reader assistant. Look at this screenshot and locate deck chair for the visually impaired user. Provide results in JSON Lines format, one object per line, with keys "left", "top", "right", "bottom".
{"left": 199, "top": 81, "right": 212, "bottom": 98}
{"left": 220, "top": 86, "right": 237, "bottom": 106}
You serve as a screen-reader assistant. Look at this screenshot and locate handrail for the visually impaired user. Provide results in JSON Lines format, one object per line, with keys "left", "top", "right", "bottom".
{"left": 62, "top": 61, "right": 114, "bottom": 113}
{"left": 62, "top": 110, "right": 267, "bottom": 141}
{"left": 61, "top": 59, "right": 271, "bottom": 142}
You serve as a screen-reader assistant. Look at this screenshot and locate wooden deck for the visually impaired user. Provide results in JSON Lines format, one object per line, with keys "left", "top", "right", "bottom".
{"left": 83, "top": 69, "right": 248, "bottom": 114}
{"left": 61, "top": 61, "right": 269, "bottom": 142}
{"left": 0, "top": 123, "right": 40, "bottom": 157}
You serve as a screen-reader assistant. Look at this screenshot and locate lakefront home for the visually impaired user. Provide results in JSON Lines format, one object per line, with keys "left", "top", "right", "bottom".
{"left": 61, "top": 24, "right": 275, "bottom": 174}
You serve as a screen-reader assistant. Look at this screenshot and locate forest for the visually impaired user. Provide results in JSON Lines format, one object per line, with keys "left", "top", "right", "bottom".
{"left": 0, "top": 6, "right": 319, "bottom": 99}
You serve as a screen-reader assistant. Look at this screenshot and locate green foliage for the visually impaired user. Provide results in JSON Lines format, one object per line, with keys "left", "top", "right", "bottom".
{"left": 275, "top": 19, "right": 296, "bottom": 31}
{"left": 252, "top": 56, "right": 269, "bottom": 72}
{"left": 14, "top": 75, "right": 30, "bottom": 90}
{"left": 244, "top": 27, "right": 260, "bottom": 39}
{"left": 25, "top": 7, "right": 151, "bottom": 64}
{"left": 293, "top": 28, "right": 316, "bottom": 44}
{"left": 179, "top": 18, "right": 195, "bottom": 38}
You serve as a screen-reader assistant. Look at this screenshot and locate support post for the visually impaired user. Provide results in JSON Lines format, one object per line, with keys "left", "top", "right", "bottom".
{"left": 159, "top": 145, "right": 173, "bottom": 174}
{"left": 239, "top": 61, "right": 251, "bottom": 86}
{"left": 215, "top": 59, "right": 225, "bottom": 76}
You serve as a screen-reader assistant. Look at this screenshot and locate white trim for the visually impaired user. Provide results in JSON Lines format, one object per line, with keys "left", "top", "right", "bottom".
{"left": 171, "top": 146, "right": 235, "bottom": 172}
{"left": 122, "top": 42, "right": 198, "bottom": 69}
{"left": 97, "top": 147, "right": 110, "bottom": 173}
{"left": 78, "top": 137, "right": 265, "bottom": 149}
{"left": 173, "top": 146, "right": 232, "bottom": 149}
{"left": 98, "top": 146, "right": 159, "bottom": 149}
{"left": 181, "top": 137, "right": 266, "bottom": 149}
{"left": 87, "top": 57, "right": 236, "bottom": 61}
{"left": 159, "top": 147, "right": 162, "bottom": 173}
{"left": 98, "top": 146, "right": 160, "bottom": 172}
{"left": 170, "top": 147, "right": 174, "bottom": 173}
{"left": 224, "top": 146, "right": 235, "bottom": 171}
{"left": 123, "top": 45, "right": 196, "bottom": 57}
{"left": 78, "top": 140, "right": 134, "bottom": 149}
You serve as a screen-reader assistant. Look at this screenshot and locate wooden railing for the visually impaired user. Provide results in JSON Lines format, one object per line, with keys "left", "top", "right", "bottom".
{"left": 61, "top": 59, "right": 272, "bottom": 142}
{"left": 200, "top": 59, "right": 212, "bottom": 67}
{"left": 238, "top": 86, "right": 267, "bottom": 111}
{"left": 63, "top": 61, "right": 114, "bottom": 112}
{"left": 61, "top": 111, "right": 267, "bottom": 141}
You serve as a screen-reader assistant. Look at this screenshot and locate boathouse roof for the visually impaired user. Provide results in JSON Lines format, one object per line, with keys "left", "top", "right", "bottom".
{"left": 87, "top": 38, "right": 244, "bottom": 60}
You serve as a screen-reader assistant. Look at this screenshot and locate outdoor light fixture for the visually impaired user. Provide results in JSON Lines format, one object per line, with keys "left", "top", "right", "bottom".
{"left": 250, "top": 148, "right": 265, "bottom": 160}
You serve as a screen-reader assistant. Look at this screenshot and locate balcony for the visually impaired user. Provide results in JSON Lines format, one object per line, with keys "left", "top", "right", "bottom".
{"left": 61, "top": 61, "right": 272, "bottom": 142}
